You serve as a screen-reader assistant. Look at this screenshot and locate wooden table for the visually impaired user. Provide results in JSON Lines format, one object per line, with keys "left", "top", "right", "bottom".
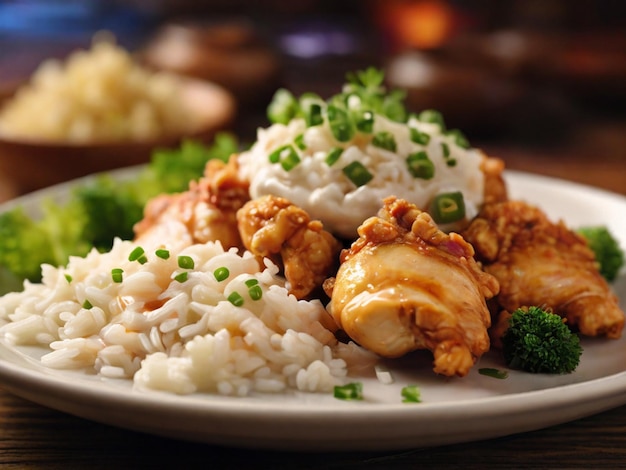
{"left": 1, "top": 29, "right": 626, "bottom": 470}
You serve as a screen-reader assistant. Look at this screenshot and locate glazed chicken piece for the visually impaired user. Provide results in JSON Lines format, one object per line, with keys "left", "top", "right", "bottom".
{"left": 324, "top": 196, "right": 500, "bottom": 377}
{"left": 134, "top": 156, "right": 250, "bottom": 250}
{"left": 481, "top": 155, "right": 508, "bottom": 205}
{"left": 462, "top": 200, "right": 625, "bottom": 341}
{"left": 237, "top": 195, "right": 343, "bottom": 299}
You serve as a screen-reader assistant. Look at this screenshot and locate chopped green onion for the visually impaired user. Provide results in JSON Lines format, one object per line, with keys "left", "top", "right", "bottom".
{"left": 401, "top": 385, "right": 422, "bottom": 403}
{"left": 177, "top": 255, "right": 195, "bottom": 270}
{"left": 429, "top": 191, "right": 466, "bottom": 224}
{"left": 245, "top": 279, "right": 259, "bottom": 287}
{"left": 327, "top": 105, "right": 354, "bottom": 142}
{"left": 479, "top": 368, "right": 509, "bottom": 379}
{"left": 294, "top": 133, "right": 306, "bottom": 150}
{"left": 228, "top": 291, "right": 245, "bottom": 307}
{"left": 441, "top": 142, "right": 450, "bottom": 159}
{"left": 305, "top": 103, "right": 323, "bottom": 127}
{"left": 128, "top": 246, "right": 145, "bottom": 262}
{"left": 111, "top": 268, "right": 124, "bottom": 283}
{"left": 419, "top": 109, "right": 446, "bottom": 130}
{"left": 410, "top": 127, "right": 431, "bottom": 145}
{"left": 214, "top": 267, "right": 230, "bottom": 282}
{"left": 333, "top": 382, "right": 363, "bottom": 400}
{"left": 82, "top": 300, "right": 93, "bottom": 309}
{"left": 138, "top": 255, "right": 148, "bottom": 265}
{"left": 300, "top": 92, "right": 324, "bottom": 127}
{"left": 174, "top": 272, "right": 188, "bottom": 283}
{"left": 446, "top": 158, "right": 457, "bottom": 167}
{"left": 355, "top": 110, "right": 374, "bottom": 133}
{"left": 64, "top": 274, "right": 73, "bottom": 283}
{"left": 269, "top": 145, "right": 301, "bottom": 171}
{"left": 248, "top": 285, "right": 263, "bottom": 301}
{"left": 325, "top": 147, "right": 343, "bottom": 166}
{"left": 372, "top": 131, "right": 397, "bottom": 152}
{"left": 406, "top": 151, "right": 435, "bottom": 179}
{"left": 267, "top": 88, "right": 299, "bottom": 124}
{"left": 447, "top": 129, "right": 470, "bottom": 148}
{"left": 155, "top": 249, "right": 170, "bottom": 260}
{"left": 342, "top": 161, "right": 373, "bottom": 187}
{"left": 280, "top": 149, "right": 301, "bottom": 172}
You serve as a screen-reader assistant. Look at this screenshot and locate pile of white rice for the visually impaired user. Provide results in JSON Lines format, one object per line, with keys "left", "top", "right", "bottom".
{"left": 238, "top": 113, "right": 486, "bottom": 239}
{"left": 0, "top": 239, "right": 372, "bottom": 396}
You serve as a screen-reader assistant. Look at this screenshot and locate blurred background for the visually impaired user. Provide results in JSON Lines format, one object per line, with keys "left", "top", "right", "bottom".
{"left": 0, "top": 0, "right": 624, "bottom": 195}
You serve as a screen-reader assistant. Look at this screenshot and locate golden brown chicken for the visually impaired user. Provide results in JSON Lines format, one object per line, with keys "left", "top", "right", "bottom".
{"left": 324, "top": 196, "right": 500, "bottom": 377}
{"left": 462, "top": 200, "right": 625, "bottom": 341}
{"left": 134, "top": 156, "right": 250, "bottom": 250}
{"left": 236, "top": 194, "right": 343, "bottom": 299}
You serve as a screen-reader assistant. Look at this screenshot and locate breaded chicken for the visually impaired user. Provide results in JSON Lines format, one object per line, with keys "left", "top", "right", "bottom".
{"left": 236, "top": 194, "right": 342, "bottom": 299}
{"left": 325, "top": 196, "right": 499, "bottom": 377}
{"left": 134, "top": 156, "right": 250, "bottom": 250}
{"left": 462, "top": 200, "right": 625, "bottom": 341}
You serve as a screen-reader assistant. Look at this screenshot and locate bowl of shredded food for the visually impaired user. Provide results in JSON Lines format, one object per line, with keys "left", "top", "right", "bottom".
{"left": 0, "top": 34, "right": 236, "bottom": 196}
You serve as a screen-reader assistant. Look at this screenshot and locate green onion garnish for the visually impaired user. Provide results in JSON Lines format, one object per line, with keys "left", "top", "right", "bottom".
{"left": 305, "top": 102, "right": 323, "bottom": 127}
{"left": 269, "top": 145, "right": 301, "bottom": 171}
{"left": 446, "top": 158, "right": 457, "bottom": 167}
{"left": 111, "top": 268, "right": 124, "bottom": 283}
{"left": 228, "top": 291, "right": 245, "bottom": 307}
{"left": 325, "top": 147, "right": 343, "bottom": 166}
{"left": 401, "top": 385, "right": 422, "bottom": 403}
{"left": 177, "top": 255, "right": 195, "bottom": 270}
{"left": 64, "top": 274, "right": 73, "bottom": 283}
{"left": 267, "top": 88, "right": 298, "bottom": 124}
{"left": 372, "top": 131, "right": 397, "bottom": 152}
{"left": 245, "top": 279, "right": 259, "bottom": 287}
{"left": 334, "top": 382, "right": 363, "bottom": 400}
{"left": 447, "top": 129, "right": 470, "bottom": 148}
{"left": 174, "top": 272, "right": 188, "bottom": 283}
{"left": 410, "top": 127, "right": 431, "bottom": 145}
{"left": 479, "top": 368, "right": 509, "bottom": 379}
{"left": 327, "top": 105, "right": 354, "bottom": 142}
{"left": 406, "top": 151, "right": 435, "bottom": 179}
{"left": 248, "top": 285, "right": 263, "bottom": 301}
{"left": 128, "top": 246, "right": 145, "bottom": 262}
{"left": 419, "top": 109, "right": 446, "bottom": 130}
{"left": 82, "top": 300, "right": 93, "bottom": 309}
{"left": 429, "top": 191, "right": 466, "bottom": 224}
{"left": 355, "top": 110, "right": 374, "bottom": 133}
{"left": 214, "top": 267, "right": 230, "bottom": 282}
{"left": 342, "top": 161, "right": 373, "bottom": 187}
{"left": 441, "top": 142, "right": 450, "bottom": 158}
{"left": 155, "top": 249, "right": 170, "bottom": 260}
{"left": 280, "top": 149, "right": 301, "bottom": 172}
{"left": 294, "top": 133, "right": 306, "bottom": 150}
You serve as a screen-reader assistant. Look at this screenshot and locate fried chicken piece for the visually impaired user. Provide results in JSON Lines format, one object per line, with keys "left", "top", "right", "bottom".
{"left": 324, "top": 196, "right": 499, "bottom": 377}
{"left": 481, "top": 155, "right": 508, "bottom": 205}
{"left": 236, "top": 195, "right": 342, "bottom": 299}
{"left": 462, "top": 200, "right": 625, "bottom": 340}
{"left": 134, "top": 156, "right": 250, "bottom": 250}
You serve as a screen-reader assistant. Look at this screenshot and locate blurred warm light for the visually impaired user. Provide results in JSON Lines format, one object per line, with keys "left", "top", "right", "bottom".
{"left": 378, "top": 0, "right": 454, "bottom": 50}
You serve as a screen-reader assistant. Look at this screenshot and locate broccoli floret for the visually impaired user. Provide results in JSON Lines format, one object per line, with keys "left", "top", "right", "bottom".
{"left": 501, "top": 306, "right": 583, "bottom": 374}
{"left": 0, "top": 208, "right": 55, "bottom": 282}
{"left": 577, "top": 226, "right": 624, "bottom": 282}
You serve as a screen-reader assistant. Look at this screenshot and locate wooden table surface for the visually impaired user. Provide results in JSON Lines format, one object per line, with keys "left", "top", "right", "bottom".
{"left": 1, "top": 29, "right": 626, "bottom": 470}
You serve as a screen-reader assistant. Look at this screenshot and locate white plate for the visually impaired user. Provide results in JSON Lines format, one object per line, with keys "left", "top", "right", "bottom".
{"left": 0, "top": 169, "right": 625, "bottom": 451}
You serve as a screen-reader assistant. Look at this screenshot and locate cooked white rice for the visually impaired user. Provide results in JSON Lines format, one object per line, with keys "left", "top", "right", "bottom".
{"left": 0, "top": 239, "right": 373, "bottom": 396}
{"left": 238, "top": 113, "right": 486, "bottom": 239}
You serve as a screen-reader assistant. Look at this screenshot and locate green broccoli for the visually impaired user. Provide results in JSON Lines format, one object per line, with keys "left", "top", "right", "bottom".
{"left": 501, "top": 306, "right": 583, "bottom": 374}
{"left": 577, "top": 226, "right": 624, "bottom": 282}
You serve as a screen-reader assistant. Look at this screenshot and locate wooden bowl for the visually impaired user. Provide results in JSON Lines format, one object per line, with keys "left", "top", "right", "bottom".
{"left": 0, "top": 77, "right": 236, "bottom": 197}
